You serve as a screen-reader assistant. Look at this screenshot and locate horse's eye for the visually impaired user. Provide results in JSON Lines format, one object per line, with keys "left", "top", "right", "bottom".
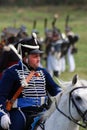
{"left": 75, "top": 96, "right": 82, "bottom": 101}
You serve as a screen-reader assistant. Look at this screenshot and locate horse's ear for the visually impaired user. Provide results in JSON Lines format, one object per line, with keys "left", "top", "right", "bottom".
{"left": 72, "top": 74, "right": 78, "bottom": 85}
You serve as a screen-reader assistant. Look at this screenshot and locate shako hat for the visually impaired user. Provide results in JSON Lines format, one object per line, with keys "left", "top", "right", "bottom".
{"left": 18, "top": 33, "right": 43, "bottom": 57}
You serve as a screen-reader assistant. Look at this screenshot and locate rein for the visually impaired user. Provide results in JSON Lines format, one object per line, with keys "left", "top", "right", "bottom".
{"left": 55, "top": 86, "right": 87, "bottom": 128}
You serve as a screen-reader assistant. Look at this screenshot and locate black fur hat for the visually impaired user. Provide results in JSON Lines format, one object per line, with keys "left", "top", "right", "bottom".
{"left": 67, "top": 34, "right": 79, "bottom": 44}
{"left": 18, "top": 33, "right": 43, "bottom": 57}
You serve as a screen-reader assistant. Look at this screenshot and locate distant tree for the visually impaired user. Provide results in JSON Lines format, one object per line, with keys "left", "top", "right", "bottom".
{"left": 0, "top": 0, "right": 87, "bottom": 6}
{"left": 9, "top": 0, "right": 15, "bottom": 3}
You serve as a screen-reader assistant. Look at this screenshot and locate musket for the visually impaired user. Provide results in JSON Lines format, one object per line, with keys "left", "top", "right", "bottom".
{"left": 51, "top": 14, "right": 61, "bottom": 38}
{"left": 44, "top": 18, "right": 48, "bottom": 29}
{"left": 52, "top": 17, "right": 57, "bottom": 30}
{"left": 65, "top": 15, "right": 70, "bottom": 29}
{"left": 32, "top": 19, "right": 39, "bottom": 35}
{"left": 65, "top": 14, "right": 72, "bottom": 33}
{"left": 32, "top": 19, "right": 37, "bottom": 30}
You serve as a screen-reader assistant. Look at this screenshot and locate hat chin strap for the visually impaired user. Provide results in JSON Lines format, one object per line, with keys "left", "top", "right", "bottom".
{"left": 17, "top": 43, "right": 27, "bottom": 80}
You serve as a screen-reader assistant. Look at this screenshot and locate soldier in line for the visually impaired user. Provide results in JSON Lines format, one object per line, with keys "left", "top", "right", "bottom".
{"left": 0, "top": 25, "right": 29, "bottom": 79}
{"left": 64, "top": 15, "right": 79, "bottom": 72}
{"left": 44, "top": 16, "right": 69, "bottom": 77}
{"left": 0, "top": 36, "right": 21, "bottom": 79}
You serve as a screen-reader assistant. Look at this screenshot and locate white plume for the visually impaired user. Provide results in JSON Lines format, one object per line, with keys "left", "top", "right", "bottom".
{"left": 32, "top": 32, "right": 37, "bottom": 39}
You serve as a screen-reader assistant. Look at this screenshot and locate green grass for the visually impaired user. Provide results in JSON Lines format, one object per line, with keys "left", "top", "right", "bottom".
{"left": 0, "top": 5, "right": 87, "bottom": 80}
{"left": 0, "top": 5, "right": 87, "bottom": 130}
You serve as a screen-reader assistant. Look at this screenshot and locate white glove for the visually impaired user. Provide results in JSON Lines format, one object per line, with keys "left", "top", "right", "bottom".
{"left": 1, "top": 114, "right": 11, "bottom": 129}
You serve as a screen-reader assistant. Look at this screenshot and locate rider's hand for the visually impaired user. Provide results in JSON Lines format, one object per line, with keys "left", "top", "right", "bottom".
{"left": 1, "top": 114, "right": 11, "bottom": 129}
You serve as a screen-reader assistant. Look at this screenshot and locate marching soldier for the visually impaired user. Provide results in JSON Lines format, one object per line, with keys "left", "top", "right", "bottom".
{"left": 0, "top": 36, "right": 21, "bottom": 79}
{"left": 65, "top": 15, "right": 79, "bottom": 72}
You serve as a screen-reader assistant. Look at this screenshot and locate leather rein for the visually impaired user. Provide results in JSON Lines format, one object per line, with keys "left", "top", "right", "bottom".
{"left": 55, "top": 86, "right": 87, "bottom": 128}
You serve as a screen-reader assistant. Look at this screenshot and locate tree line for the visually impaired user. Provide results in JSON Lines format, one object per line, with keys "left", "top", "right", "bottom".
{"left": 0, "top": 0, "right": 87, "bottom": 6}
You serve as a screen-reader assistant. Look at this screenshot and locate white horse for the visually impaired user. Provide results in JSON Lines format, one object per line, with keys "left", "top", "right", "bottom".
{"left": 36, "top": 75, "right": 87, "bottom": 130}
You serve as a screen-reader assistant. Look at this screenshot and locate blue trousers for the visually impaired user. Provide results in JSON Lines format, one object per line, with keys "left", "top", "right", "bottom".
{"left": 0, "top": 108, "right": 42, "bottom": 130}
{"left": 0, "top": 109, "right": 25, "bottom": 130}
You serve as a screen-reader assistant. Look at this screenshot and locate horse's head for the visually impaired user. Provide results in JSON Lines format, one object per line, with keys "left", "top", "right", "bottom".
{"left": 62, "top": 74, "right": 87, "bottom": 128}
{"left": 53, "top": 74, "right": 87, "bottom": 128}
{"left": 37, "top": 75, "right": 87, "bottom": 130}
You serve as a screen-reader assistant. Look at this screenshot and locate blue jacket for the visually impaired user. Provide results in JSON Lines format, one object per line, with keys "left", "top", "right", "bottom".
{"left": 0, "top": 60, "right": 62, "bottom": 117}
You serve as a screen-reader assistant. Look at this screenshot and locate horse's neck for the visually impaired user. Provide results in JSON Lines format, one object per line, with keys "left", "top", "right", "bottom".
{"left": 55, "top": 92, "right": 70, "bottom": 114}
{"left": 43, "top": 93, "right": 79, "bottom": 130}
{"left": 37, "top": 79, "right": 87, "bottom": 130}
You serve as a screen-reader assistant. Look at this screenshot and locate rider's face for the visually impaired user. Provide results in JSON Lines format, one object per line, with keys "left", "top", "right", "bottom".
{"left": 28, "top": 54, "right": 40, "bottom": 69}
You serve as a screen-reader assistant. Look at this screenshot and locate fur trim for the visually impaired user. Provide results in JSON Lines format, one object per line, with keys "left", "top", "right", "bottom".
{"left": 3, "top": 45, "right": 11, "bottom": 51}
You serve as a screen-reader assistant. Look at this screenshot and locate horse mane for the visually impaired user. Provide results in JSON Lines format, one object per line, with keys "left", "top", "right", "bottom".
{"left": 41, "top": 98, "right": 56, "bottom": 120}
{"left": 41, "top": 78, "right": 87, "bottom": 120}
{"left": 57, "top": 78, "right": 87, "bottom": 93}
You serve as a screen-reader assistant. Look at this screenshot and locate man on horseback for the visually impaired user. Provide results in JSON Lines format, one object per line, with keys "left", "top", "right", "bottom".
{"left": 0, "top": 33, "right": 62, "bottom": 130}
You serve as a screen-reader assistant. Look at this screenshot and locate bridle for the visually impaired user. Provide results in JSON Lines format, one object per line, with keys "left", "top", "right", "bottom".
{"left": 55, "top": 86, "right": 87, "bottom": 128}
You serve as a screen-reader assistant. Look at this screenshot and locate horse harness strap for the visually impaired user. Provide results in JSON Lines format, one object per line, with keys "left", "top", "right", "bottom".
{"left": 34, "top": 119, "right": 45, "bottom": 130}
{"left": 55, "top": 86, "right": 87, "bottom": 128}
{"left": 6, "top": 71, "right": 35, "bottom": 111}
{"left": 69, "top": 86, "right": 87, "bottom": 128}
{"left": 55, "top": 99, "right": 87, "bottom": 128}
{"left": 38, "top": 121, "right": 45, "bottom": 130}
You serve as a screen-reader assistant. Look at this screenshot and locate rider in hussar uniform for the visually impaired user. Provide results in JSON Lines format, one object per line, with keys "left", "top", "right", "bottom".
{"left": 0, "top": 33, "right": 62, "bottom": 130}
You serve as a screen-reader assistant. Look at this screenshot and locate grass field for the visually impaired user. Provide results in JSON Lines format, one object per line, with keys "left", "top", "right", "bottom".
{"left": 0, "top": 6, "right": 87, "bottom": 129}
{"left": 0, "top": 5, "right": 87, "bottom": 80}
